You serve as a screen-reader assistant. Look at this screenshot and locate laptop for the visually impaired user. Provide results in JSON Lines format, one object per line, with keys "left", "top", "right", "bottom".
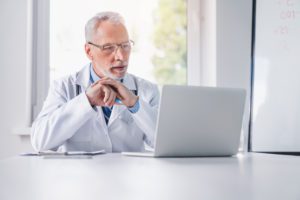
{"left": 122, "top": 85, "right": 246, "bottom": 157}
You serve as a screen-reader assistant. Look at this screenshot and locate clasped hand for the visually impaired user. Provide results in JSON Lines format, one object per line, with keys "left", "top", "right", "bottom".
{"left": 86, "top": 78, "right": 138, "bottom": 108}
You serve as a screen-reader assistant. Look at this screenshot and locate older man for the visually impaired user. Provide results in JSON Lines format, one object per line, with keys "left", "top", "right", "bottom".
{"left": 31, "top": 12, "right": 159, "bottom": 153}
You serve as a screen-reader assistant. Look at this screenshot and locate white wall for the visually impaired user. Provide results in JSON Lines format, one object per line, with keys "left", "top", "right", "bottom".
{"left": 216, "top": 0, "right": 252, "bottom": 150}
{"left": 0, "top": 0, "right": 33, "bottom": 158}
{"left": 0, "top": 0, "right": 253, "bottom": 158}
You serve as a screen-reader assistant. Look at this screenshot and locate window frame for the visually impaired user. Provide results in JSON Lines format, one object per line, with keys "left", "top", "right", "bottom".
{"left": 31, "top": 0, "right": 50, "bottom": 120}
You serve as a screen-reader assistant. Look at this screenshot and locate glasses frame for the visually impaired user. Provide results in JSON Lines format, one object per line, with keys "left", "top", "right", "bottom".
{"left": 87, "top": 40, "right": 134, "bottom": 55}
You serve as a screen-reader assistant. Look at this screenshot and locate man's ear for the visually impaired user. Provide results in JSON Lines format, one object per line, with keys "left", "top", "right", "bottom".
{"left": 85, "top": 43, "right": 93, "bottom": 60}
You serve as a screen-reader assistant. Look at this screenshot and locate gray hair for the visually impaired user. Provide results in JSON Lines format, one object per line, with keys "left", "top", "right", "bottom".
{"left": 85, "top": 11, "right": 125, "bottom": 42}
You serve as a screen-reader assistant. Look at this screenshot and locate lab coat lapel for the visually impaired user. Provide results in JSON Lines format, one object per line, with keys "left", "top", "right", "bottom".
{"left": 108, "top": 105, "right": 127, "bottom": 127}
{"left": 74, "top": 63, "right": 91, "bottom": 91}
{"left": 108, "top": 74, "right": 137, "bottom": 127}
{"left": 96, "top": 106, "right": 109, "bottom": 131}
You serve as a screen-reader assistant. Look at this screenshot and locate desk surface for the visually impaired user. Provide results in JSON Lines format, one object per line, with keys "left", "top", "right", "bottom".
{"left": 0, "top": 153, "right": 300, "bottom": 200}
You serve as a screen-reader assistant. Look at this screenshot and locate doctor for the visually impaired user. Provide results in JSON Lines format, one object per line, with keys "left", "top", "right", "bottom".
{"left": 31, "top": 11, "right": 159, "bottom": 152}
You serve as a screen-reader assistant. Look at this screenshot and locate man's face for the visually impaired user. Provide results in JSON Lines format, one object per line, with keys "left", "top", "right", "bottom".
{"left": 85, "top": 21, "right": 131, "bottom": 79}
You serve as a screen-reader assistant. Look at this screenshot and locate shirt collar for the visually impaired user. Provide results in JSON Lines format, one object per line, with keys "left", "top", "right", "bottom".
{"left": 90, "top": 64, "right": 101, "bottom": 83}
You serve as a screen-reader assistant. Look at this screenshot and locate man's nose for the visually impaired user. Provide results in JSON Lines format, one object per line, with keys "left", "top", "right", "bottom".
{"left": 114, "top": 46, "right": 125, "bottom": 61}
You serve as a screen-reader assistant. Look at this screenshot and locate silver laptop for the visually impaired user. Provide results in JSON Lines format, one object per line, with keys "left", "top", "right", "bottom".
{"left": 122, "top": 85, "right": 246, "bottom": 157}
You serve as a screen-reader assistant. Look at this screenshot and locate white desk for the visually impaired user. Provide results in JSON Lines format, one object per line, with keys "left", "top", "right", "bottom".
{"left": 0, "top": 153, "right": 300, "bottom": 200}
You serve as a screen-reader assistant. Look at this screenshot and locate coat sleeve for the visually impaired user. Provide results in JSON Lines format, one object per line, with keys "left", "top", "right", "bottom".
{"left": 130, "top": 82, "right": 160, "bottom": 148}
{"left": 31, "top": 80, "right": 97, "bottom": 151}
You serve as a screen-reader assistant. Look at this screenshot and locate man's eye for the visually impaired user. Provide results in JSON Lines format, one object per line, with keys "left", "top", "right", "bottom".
{"left": 121, "top": 43, "right": 130, "bottom": 49}
{"left": 103, "top": 46, "right": 115, "bottom": 51}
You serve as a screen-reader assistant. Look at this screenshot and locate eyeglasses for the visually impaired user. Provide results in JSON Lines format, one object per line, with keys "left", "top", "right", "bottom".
{"left": 88, "top": 40, "right": 134, "bottom": 55}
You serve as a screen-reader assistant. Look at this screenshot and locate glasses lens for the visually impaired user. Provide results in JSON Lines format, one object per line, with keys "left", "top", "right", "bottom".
{"left": 98, "top": 41, "right": 133, "bottom": 55}
{"left": 121, "top": 42, "right": 132, "bottom": 51}
{"left": 102, "top": 45, "right": 116, "bottom": 54}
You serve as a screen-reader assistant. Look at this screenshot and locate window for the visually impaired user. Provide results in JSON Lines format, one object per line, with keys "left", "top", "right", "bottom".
{"left": 49, "top": 0, "right": 187, "bottom": 85}
{"left": 32, "top": 0, "right": 203, "bottom": 122}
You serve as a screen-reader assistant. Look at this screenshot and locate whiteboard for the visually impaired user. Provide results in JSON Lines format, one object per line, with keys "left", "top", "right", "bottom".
{"left": 252, "top": 0, "right": 300, "bottom": 152}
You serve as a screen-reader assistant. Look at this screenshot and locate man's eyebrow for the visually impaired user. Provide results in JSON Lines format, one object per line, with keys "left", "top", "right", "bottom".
{"left": 102, "top": 43, "right": 114, "bottom": 46}
{"left": 102, "top": 41, "right": 130, "bottom": 46}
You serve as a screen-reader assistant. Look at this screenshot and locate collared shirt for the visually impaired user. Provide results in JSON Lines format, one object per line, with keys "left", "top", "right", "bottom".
{"left": 89, "top": 64, "right": 140, "bottom": 113}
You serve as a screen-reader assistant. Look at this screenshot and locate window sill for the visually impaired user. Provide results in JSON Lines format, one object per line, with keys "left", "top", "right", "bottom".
{"left": 11, "top": 127, "right": 31, "bottom": 136}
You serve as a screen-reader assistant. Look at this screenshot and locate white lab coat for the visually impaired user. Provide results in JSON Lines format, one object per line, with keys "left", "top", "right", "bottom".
{"left": 31, "top": 64, "right": 160, "bottom": 152}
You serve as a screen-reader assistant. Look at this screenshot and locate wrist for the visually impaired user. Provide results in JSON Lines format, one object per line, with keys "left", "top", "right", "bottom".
{"left": 128, "top": 97, "right": 140, "bottom": 113}
{"left": 128, "top": 96, "right": 139, "bottom": 108}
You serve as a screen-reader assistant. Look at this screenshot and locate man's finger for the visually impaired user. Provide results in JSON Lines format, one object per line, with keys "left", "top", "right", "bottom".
{"left": 99, "top": 79, "right": 120, "bottom": 89}
{"left": 107, "top": 91, "right": 116, "bottom": 107}
{"left": 102, "top": 86, "right": 111, "bottom": 103}
{"left": 116, "top": 93, "right": 123, "bottom": 100}
{"left": 93, "top": 80, "right": 102, "bottom": 86}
